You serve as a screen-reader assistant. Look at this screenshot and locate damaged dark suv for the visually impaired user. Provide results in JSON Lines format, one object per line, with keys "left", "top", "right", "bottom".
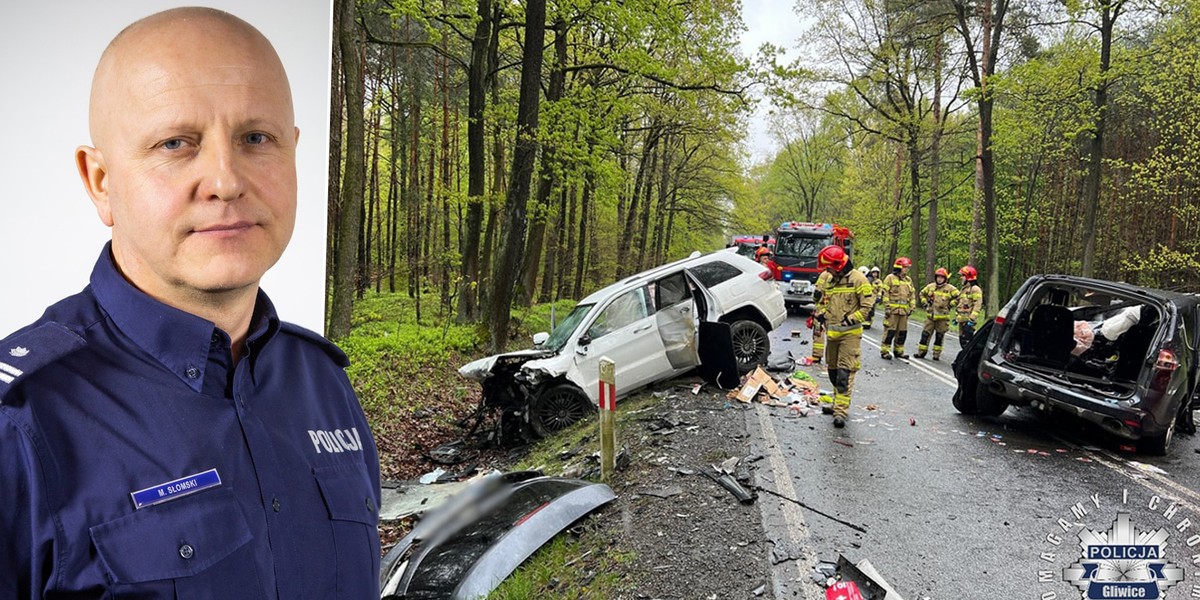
{"left": 954, "top": 274, "right": 1199, "bottom": 454}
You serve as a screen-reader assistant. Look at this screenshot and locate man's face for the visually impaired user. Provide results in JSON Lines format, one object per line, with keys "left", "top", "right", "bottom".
{"left": 78, "top": 20, "right": 297, "bottom": 302}
{"left": 936, "top": 275, "right": 946, "bottom": 285}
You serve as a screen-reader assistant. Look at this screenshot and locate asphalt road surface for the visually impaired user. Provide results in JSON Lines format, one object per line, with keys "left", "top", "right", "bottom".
{"left": 747, "top": 309, "right": 1200, "bottom": 599}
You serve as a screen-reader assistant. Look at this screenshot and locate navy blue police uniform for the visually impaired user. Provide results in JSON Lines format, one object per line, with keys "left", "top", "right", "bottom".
{"left": 0, "top": 244, "right": 381, "bottom": 599}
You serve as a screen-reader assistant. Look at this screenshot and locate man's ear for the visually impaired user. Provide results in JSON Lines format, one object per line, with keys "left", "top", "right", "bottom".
{"left": 76, "top": 145, "right": 113, "bottom": 227}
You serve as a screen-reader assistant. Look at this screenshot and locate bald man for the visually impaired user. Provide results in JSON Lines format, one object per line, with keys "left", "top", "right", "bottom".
{"left": 0, "top": 8, "right": 381, "bottom": 599}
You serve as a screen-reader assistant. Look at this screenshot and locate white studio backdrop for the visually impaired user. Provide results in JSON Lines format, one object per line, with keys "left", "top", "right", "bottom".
{"left": 0, "top": 1, "right": 333, "bottom": 335}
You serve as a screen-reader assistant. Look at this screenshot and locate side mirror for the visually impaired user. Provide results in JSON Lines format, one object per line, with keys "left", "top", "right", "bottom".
{"left": 578, "top": 333, "right": 592, "bottom": 347}
{"left": 532, "top": 332, "right": 549, "bottom": 346}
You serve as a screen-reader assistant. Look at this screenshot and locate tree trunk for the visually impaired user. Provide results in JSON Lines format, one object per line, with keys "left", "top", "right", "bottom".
{"left": 324, "top": 0, "right": 344, "bottom": 333}
{"left": 1080, "top": 0, "right": 1121, "bottom": 277}
{"left": 908, "top": 134, "right": 922, "bottom": 281}
{"left": 926, "top": 34, "right": 943, "bottom": 277}
{"left": 888, "top": 143, "right": 904, "bottom": 264}
{"left": 328, "top": 0, "right": 364, "bottom": 340}
{"left": 487, "top": 0, "right": 547, "bottom": 353}
{"left": 574, "top": 167, "right": 593, "bottom": 299}
{"left": 456, "top": 0, "right": 493, "bottom": 323}
{"left": 617, "top": 127, "right": 657, "bottom": 276}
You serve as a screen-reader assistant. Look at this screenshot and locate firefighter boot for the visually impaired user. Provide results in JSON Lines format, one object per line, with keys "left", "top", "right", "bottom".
{"left": 914, "top": 331, "right": 931, "bottom": 359}
{"left": 880, "top": 329, "right": 895, "bottom": 359}
{"left": 831, "top": 369, "right": 851, "bottom": 427}
{"left": 894, "top": 330, "right": 910, "bottom": 359}
{"left": 933, "top": 331, "right": 946, "bottom": 360}
{"left": 821, "top": 368, "right": 836, "bottom": 414}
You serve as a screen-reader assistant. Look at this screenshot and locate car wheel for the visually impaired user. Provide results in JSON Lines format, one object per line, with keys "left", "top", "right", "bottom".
{"left": 974, "top": 383, "right": 1008, "bottom": 417}
{"left": 531, "top": 383, "right": 595, "bottom": 438}
{"left": 730, "top": 320, "right": 770, "bottom": 374}
{"left": 952, "top": 385, "right": 979, "bottom": 414}
{"left": 1138, "top": 413, "right": 1177, "bottom": 456}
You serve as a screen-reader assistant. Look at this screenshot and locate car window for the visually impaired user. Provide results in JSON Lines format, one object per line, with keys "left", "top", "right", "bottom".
{"left": 656, "top": 271, "right": 691, "bottom": 308}
{"left": 586, "top": 287, "right": 651, "bottom": 339}
{"left": 688, "top": 260, "right": 742, "bottom": 289}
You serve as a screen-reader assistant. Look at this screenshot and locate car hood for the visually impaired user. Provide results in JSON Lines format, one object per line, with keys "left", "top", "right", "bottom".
{"left": 458, "top": 348, "right": 559, "bottom": 381}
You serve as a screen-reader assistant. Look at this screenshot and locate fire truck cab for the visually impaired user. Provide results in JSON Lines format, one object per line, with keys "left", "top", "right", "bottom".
{"left": 772, "top": 222, "right": 854, "bottom": 309}
{"left": 728, "top": 234, "right": 773, "bottom": 260}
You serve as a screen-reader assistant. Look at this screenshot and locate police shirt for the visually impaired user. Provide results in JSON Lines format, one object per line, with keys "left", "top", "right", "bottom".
{"left": 0, "top": 244, "right": 381, "bottom": 599}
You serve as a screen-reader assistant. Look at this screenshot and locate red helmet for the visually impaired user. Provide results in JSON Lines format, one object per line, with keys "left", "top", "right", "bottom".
{"left": 817, "top": 245, "right": 848, "bottom": 272}
{"left": 935, "top": 267, "right": 949, "bottom": 278}
{"left": 893, "top": 257, "right": 912, "bottom": 269}
{"left": 959, "top": 265, "right": 978, "bottom": 280}
{"left": 755, "top": 246, "right": 771, "bottom": 258}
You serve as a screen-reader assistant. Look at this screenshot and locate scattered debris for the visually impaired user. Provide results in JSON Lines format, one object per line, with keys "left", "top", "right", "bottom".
{"left": 865, "top": 404, "right": 878, "bottom": 411}
{"left": 752, "top": 583, "right": 767, "bottom": 596}
{"left": 419, "top": 467, "right": 448, "bottom": 484}
{"left": 1128, "top": 461, "right": 1169, "bottom": 476}
{"left": 909, "top": 417, "right": 917, "bottom": 427}
{"left": 642, "top": 485, "right": 684, "bottom": 499}
{"left": 701, "top": 465, "right": 756, "bottom": 504}
{"left": 692, "top": 382, "right": 703, "bottom": 395}
{"left": 753, "top": 485, "right": 866, "bottom": 533}
{"left": 834, "top": 439, "right": 854, "bottom": 448}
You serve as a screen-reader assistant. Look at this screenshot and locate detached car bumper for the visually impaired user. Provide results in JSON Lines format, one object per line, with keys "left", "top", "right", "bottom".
{"left": 978, "top": 358, "right": 1158, "bottom": 441}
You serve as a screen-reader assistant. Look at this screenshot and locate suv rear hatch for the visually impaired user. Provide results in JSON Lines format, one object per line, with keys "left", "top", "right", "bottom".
{"left": 995, "top": 279, "right": 1168, "bottom": 400}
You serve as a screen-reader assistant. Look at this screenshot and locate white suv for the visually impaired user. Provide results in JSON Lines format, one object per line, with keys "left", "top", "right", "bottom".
{"left": 459, "top": 251, "right": 786, "bottom": 438}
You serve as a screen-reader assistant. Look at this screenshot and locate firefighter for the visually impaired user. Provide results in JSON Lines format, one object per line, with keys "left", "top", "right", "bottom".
{"left": 815, "top": 245, "right": 874, "bottom": 428}
{"left": 956, "top": 265, "right": 984, "bottom": 348}
{"left": 880, "top": 258, "right": 916, "bottom": 359}
{"left": 807, "top": 269, "right": 833, "bottom": 364}
{"left": 914, "top": 268, "right": 960, "bottom": 360}
{"left": 864, "top": 266, "right": 882, "bottom": 328}
{"left": 754, "top": 246, "right": 780, "bottom": 279}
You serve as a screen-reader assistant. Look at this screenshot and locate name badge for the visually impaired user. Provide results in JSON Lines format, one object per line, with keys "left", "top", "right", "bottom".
{"left": 130, "top": 468, "right": 222, "bottom": 510}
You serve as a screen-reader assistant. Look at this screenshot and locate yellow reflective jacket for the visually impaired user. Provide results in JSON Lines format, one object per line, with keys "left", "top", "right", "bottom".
{"left": 812, "top": 271, "right": 834, "bottom": 318}
{"left": 821, "top": 269, "right": 875, "bottom": 333}
{"left": 881, "top": 273, "right": 916, "bottom": 315}
{"left": 920, "top": 281, "right": 960, "bottom": 319}
{"left": 956, "top": 283, "right": 983, "bottom": 322}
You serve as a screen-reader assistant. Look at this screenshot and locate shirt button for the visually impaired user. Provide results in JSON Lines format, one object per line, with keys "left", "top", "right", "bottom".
{"left": 185, "top": 367, "right": 200, "bottom": 379}
{"left": 272, "top": 497, "right": 281, "bottom": 512}
{"left": 179, "top": 543, "right": 194, "bottom": 559}
{"left": 366, "top": 497, "right": 375, "bottom": 513}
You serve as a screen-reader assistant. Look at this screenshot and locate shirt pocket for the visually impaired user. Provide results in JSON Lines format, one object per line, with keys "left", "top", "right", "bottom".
{"left": 313, "top": 462, "right": 380, "bottom": 597}
{"left": 89, "top": 487, "right": 266, "bottom": 600}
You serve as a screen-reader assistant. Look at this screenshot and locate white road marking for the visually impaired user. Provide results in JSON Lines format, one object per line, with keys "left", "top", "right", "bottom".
{"left": 860, "top": 333, "right": 958, "bottom": 388}
{"left": 863, "top": 325, "right": 1200, "bottom": 512}
{"left": 754, "top": 403, "right": 814, "bottom": 600}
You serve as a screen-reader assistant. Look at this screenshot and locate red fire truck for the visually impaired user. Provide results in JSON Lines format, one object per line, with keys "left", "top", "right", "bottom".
{"left": 772, "top": 222, "right": 854, "bottom": 308}
{"left": 728, "top": 234, "right": 774, "bottom": 259}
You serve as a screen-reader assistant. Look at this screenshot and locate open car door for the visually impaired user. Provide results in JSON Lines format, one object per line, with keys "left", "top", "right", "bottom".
{"left": 653, "top": 270, "right": 703, "bottom": 371}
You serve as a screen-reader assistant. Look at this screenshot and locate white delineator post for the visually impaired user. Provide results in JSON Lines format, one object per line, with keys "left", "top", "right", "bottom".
{"left": 598, "top": 357, "right": 616, "bottom": 482}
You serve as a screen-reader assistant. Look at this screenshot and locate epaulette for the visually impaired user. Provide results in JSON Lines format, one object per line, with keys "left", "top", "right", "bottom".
{"left": 0, "top": 322, "right": 87, "bottom": 403}
{"left": 279, "top": 322, "right": 350, "bottom": 368}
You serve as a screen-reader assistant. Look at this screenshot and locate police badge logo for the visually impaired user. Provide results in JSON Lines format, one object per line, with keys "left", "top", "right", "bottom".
{"left": 1063, "top": 512, "right": 1184, "bottom": 599}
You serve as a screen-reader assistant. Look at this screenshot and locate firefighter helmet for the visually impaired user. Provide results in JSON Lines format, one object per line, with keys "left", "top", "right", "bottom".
{"left": 869, "top": 266, "right": 881, "bottom": 275}
{"left": 817, "top": 245, "right": 849, "bottom": 272}
{"left": 755, "top": 246, "right": 772, "bottom": 260}
{"left": 858, "top": 266, "right": 869, "bottom": 275}
{"left": 893, "top": 257, "right": 912, "bottom": 269}
{"left": 959, "top": 265, "right": 978, "bottom": 281}
{"left": 935, "top": 267, "right": 949, "bottom": 278}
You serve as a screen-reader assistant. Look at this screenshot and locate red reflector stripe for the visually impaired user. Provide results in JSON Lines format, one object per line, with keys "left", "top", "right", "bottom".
{"left": 515, "top": 502, "right": 550, "bottom": 527}
{"left": 758, "top": 270, "right": 772, "bottom": 280}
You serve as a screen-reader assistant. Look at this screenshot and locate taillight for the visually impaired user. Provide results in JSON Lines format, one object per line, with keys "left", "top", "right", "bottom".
{"left": 994, "top": 306, "right": 1009, "bottom": 325}
{"left": 759, "top": 269, "right": 773, "bottom": 281}
{"left": 1155, "top": 349, "right": 1179, "bottom": 371}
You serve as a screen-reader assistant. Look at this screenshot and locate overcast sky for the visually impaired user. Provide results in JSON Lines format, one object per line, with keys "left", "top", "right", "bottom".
{"left": 739, "top": 0, "right": 808, "bottom": 164}
{"left": 0, "top": 1, "right": 331, "bottom": 336}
